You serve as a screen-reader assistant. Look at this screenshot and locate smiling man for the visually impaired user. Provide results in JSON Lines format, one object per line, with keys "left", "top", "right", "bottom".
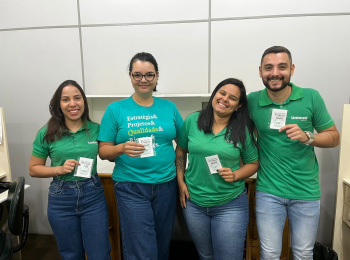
{"left": 247, "top": 46, "right": 340, "bottom": 260}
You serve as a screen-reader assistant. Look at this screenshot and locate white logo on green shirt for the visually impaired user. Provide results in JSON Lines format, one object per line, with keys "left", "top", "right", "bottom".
{"left": 291, "top": 116, "right": 308, "bottom": 120}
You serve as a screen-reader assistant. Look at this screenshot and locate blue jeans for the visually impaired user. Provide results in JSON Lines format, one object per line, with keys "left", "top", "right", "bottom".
{"left": 256, "top": 190, "right": 320, "bottom": 260}
{"left": 48, "top": 174, "right": 111, "bottom": 260}
{"left": 182, "top": 189, "right": 249, "bottom": 260}
{"left": 114, "top": 177, "right": 177, "bottom": 260}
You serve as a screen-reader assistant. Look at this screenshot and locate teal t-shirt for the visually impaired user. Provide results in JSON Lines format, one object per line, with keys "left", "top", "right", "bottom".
{"left": 32, "top": 121, "right": 100, "bottom": 181}
{"left": 178, "top": 112, "right": 258, "bottom": 207}
{"left": 247, "top": 83, "right": 334, "bottom": 200}
{"left": 98, "top": 96, "right": 183, "bottom": 184}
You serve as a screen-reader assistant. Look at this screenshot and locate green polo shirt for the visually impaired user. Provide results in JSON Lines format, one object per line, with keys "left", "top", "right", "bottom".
{"left": 178, "top": 112, "right": 258, "bottom": 207}
{"left": 247, "top": 83, "right": 334, "bottom": 200}
{"left": 32, "top": 121, "right": 100, "bottom": 181}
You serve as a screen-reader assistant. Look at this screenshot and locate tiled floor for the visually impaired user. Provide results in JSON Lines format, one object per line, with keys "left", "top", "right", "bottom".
{"left": 11, "top": 235, "right": 199, "bottom": 260}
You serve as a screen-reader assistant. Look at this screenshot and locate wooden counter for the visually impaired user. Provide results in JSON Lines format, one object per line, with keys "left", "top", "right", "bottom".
{"left": 99, "top": 175, "right": 290, "bottom": 260}
{"left": 98, "top": 173, "right": 122, "bottom": 260}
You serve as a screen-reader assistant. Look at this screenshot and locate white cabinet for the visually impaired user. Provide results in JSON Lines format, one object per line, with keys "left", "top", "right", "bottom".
{"left": 333, "top": 105, "right": 350, "bottom": 260}
{"left": 0, "top": 108, "right": 12, "bottom": 182}
{"left": 343, "top": 180, "right": 350, "bottom": 228}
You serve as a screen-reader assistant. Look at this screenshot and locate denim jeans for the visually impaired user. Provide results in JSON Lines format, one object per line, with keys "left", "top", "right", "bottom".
{"left": 114, "top": 177, "right": 177, "bottom": 260}
{"left": 48, "top": 174, "right": 111, "bottom": 260}
{"left": 182, "top": 189, "right": 248, "bottom": 260}
{"left": 256, "top": 190, "right": 320, "bottom": 260}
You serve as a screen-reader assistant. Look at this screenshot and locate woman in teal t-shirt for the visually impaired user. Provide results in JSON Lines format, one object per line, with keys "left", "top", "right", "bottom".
{"left": 176, "top": 78, "right": 259, "bottom": 260}
{"left": 98, "top": 52, "right": 183, "bottom": 260}
{"left": 29, "top": 80, "right": 110, "bottom": 260}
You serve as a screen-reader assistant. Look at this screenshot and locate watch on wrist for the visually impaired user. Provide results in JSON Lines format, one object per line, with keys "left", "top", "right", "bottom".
{"left": 303, "top": 131, "right": 314, "bottom": 145}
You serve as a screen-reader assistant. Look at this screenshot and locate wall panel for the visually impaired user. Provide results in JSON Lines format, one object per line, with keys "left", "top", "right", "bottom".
{"left": 211, "top": 15, "right": 350, "bottom": 106}
{"left": 0, "top": 0, "right": 78, "bottom": 29}
{"left": 212, "top": 0, "right": 350, "bottom": 19}
{"left": 82, "top": 23, "right": 209, "bottom": 95}
{"left": 0, "top": 28, "right": 83, "bottom": 234}
{"left": 80, "top": 0, "right": 209, "bottom": 24}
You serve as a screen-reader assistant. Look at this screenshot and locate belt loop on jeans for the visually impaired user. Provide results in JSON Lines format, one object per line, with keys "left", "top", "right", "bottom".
{"left": 91, "top": 173, "right": 99, "bottom": 183}
{"left": 52, "top": 176, "right": 65, "bottom": 188}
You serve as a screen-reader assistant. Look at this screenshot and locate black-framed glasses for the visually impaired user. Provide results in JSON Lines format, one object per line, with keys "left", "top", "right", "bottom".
{"left": 131, "top": 72, "right": 156, "bottom": 82}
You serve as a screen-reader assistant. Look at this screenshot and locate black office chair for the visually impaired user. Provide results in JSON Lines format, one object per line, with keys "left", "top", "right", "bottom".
{"left": 0, "top": 177, "right": 29, "bottom": 260}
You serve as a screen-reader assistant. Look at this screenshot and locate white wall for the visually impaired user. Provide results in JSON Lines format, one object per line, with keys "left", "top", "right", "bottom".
{"left": 1, "top": 0, "right": 350, "bottom": 248}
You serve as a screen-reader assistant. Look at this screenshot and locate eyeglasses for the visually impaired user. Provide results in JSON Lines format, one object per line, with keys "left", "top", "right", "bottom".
{"left": 131, "top": 72, "right": 156, "bottom": 82}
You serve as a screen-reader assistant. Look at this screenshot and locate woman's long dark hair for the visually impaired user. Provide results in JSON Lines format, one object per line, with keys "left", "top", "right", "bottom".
{"left": 197, "top": 78, "right": 256, "bottom": 148}
{"left": 43, "top": 80, "right": 91, "bottom": 143}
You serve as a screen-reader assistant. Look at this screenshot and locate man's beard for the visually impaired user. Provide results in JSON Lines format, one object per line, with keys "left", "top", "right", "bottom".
{"left": 263, "top": 76, "right": 290, "bottom": 92}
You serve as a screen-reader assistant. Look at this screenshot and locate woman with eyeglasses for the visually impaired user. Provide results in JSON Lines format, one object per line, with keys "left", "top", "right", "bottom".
{"left": 98, "top": 52, "right": 183, "bottom": 260}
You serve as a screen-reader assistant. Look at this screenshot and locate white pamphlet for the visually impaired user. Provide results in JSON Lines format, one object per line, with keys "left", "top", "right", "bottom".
{"left": 270, "top": 109, "right": 288, "bottom": 129}
{"left": 137, "top": 137, "right": 154, "bottom": 158}
{"left": 205, "top": 154, "right": 222, "bottom": 174}
{"left": 74, "top": 157, "right": 93, "bottom": 178}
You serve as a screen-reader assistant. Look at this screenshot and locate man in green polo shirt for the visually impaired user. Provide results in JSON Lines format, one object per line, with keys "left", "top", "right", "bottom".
{"left": 247, "top": 46, "right": 340, "bottom": 260}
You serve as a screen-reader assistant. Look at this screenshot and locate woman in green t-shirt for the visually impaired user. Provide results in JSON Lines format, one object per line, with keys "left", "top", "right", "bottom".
{"left": 176, "top": 78, "right": 259, "bottom": 260}
{"left": 29, "top": 80, "right": 110, "bottom": 260}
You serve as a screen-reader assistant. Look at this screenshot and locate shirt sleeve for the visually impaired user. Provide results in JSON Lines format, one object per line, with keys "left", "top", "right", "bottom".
{"left": 312, "top": 90, "right": 335, "bottom": 131}
{"left": 98, "top": 104, "right": 118, "bottom": 143}
{"left": 173, "top": 104, "right": 184, "bottom": 138}
{"left": 240, "top": 129, "right": 258, "bottom": 164}
{"left": 32, "top": 128, "right": 49, "bottom": 159}
{"left": 178, "top": 113, "right": 196, "bottom": 149}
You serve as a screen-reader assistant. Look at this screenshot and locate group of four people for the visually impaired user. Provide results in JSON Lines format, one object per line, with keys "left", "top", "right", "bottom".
{"left": 29, "top": 45, "right": 339, "bottom": 260}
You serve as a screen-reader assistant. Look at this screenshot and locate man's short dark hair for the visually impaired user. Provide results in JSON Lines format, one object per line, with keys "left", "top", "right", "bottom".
{"left": 261, "top": 46, "right": 292, "bottom": 65}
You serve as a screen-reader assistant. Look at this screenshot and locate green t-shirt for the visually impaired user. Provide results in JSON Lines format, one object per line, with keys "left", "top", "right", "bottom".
{"left": 178, "top": 112, "right": 258, "bottom": 207}
{"left": 247, "top": 83, "right": 334, "bottom": 200}
{"left": 32, "top": 121, "right": 100, "bottom": 181}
